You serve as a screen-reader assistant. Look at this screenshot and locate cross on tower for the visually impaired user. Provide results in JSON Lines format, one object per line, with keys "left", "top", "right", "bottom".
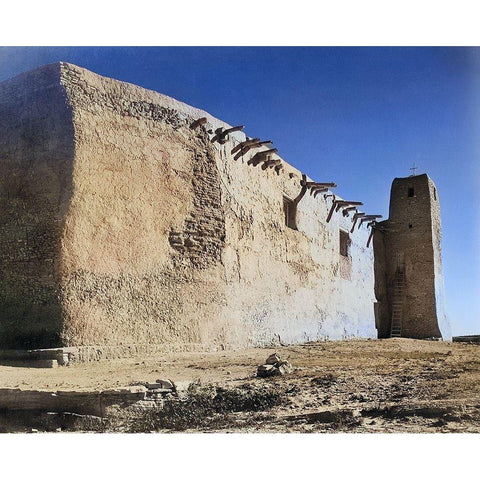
{"left": 409, "top": 163, "right": 418, "bottom": 176}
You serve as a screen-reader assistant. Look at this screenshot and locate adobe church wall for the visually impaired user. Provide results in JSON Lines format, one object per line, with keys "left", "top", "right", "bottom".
{"left": 57, "top": 63, "right": 377, "bottom": 347}
{"left": 0, "top": 62, "right": 377, "bottom": 350}
{"left": 0, "top": 64, "right": 75, "bottom": 348}
{"left": 213, "top": 134, "right": 376, "bottom": 345}
{"left": 59, "top": 63, "right": 230, "bottom": 346}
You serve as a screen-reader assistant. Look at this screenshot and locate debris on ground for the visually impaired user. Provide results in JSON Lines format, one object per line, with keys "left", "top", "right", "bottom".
{"left": 257, "top": 353, "right": 293, "bottom": 377}
{"left": 2, "top": 339, "right": 480, "bottom": 433}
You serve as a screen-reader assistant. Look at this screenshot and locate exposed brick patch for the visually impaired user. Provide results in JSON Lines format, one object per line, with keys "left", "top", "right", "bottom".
{"left": 169, "top": 147, "right": 226, "bottom": 269}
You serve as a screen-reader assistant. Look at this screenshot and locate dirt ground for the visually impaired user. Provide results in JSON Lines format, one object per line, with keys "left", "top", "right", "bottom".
{"left": 1, "top": 338, "right": 480, "bottom": 433}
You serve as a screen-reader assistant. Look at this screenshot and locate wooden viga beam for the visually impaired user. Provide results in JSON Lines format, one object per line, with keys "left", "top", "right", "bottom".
{"left": 365, "top": 219, "right": 383, "bottom": 247}
{"left": 342, "top": 206, "right": 357, "bottom": 216}
{"left": 231, "top": 138, "right": 260, "bottom": 155}
{"left": 359, "top": 215, "right": 382, "bottom": 227}
{"left": 247, "top": 148, "right": 278, "bottom": 166}
{"left": 353, "top": 212, "right": 366, "bottom": 220}
{"left": 305, "top": 182, "right": 337, "bottom": 189}
{"left": 233, "top": 140, "right": 272, "bottom": 161}
{"left": 313, "top": 188, "right": 329, "bottom": 198}
{"left": 231, "top": 138, "right": 270, "bottom": 155}
{"left": 261, "top": 159, "right": 282, "bottom": 170}
{"left": 367, "top": 228, "right": 374, "bottom": 248}
{"left": 327, "top": 200, "right": 363, "bottom": 223}
{"left": 365, "top": 220, "right": 379, "bottom": 245}
{"left": 335, "top": 200, "right": 363, "bottom": 212}
{"left": 308, "top": 183, "right": 337, "bottom": 197}
{"left": 213, "top": 125, "right": 245, "bottom": 144}
{"left": 350, "top": 212, "right": 366, "bottom": 233}
{"left": 190, "top": 117, "right": 208, "bottom": 129}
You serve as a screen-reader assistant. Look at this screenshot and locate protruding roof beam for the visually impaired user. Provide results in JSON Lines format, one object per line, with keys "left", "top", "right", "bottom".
{"left": 247, "top": 149, "right": 278, "bottom": 166}
{"left": 313, "top": 188, "right": 329, "bottom": 198}
{"left": 261, "top": 159, "right": 282, "bottom": 170}
{"left": 326, "top": 203, "right": 337, "bottom": 223}
{"left": 233, "top": 140, "right": 273, "bottom": 160}
{"left": 342, "top": 206, "right": 357, "bottom": 216}
{"left": 359, "top": 215, "right": 382, "bottom": 227}
{"left": 291, "top": 173, "right": 308, "bottom": 208}
{"left": 231, "top": 138, "right": 260, "bottom": 154}
{"left": 337, "top": 201, "right": 363, "bottom": 206}
{"left": 351, "top": 213, "right": 366, "bottom": 233}
{"left": 367, "top": 229, "right": 375, "bottom": 248}
{"left": 221, "top": 125, "right": 245, "bottom": 137}
{"left": 365, "top": 219, "right": 381, "bottom": 247}
{"left": 310, "top": 187, "right": 326, "bottom": 196}
{"left": 253, "top": 148, "right": 277, "bottom": 158}
{"left": 304, "top": 182, "right": 337, "bottom": 188}
{"left": 231, "top": 138, "right": 271, "bottom": 155}
{"left": 213, "top": 125, "right": 245, "bottom": 144}
{"left": 335, "top": 200, "right": 363, "bottom": 212}
{"left": 308, "top": 183, "right": 337, "bottom": 199}
{"left": 190, "top": 117, "right": 208, "bottom": 129}
{"left": 327, "top": 200, "right": 362, "bottom": 223}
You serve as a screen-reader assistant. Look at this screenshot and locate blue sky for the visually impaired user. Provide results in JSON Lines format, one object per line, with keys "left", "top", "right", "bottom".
{"left": 1, "top": 46, "right": 478, "bottom": 335}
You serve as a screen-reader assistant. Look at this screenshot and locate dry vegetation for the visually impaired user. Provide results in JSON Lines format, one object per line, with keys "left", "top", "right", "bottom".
{"left": 1, "top": 338, "right": 480, "bottom": 433}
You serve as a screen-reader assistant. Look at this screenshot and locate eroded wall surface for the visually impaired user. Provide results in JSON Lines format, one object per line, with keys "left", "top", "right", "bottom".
{"left": 59, "top": 63, "right": 230, "bottom": 347}
{"left": 0, "top": 63, "right": 377, "bottom": 350}
{"left": 0, "top": 64, "right": 74, "bottom": 348}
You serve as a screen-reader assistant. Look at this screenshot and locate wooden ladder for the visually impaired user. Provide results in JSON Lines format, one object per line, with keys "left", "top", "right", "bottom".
{"left": 390, "top": 268, "right": 406, "bottom": 338}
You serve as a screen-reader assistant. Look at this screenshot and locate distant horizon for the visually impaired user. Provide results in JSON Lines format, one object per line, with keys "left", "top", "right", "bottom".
{"left": 1, "top": 46, "right": 478, "bottom": 335}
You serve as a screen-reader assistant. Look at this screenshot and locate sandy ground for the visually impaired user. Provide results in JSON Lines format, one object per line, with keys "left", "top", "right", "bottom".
{"left": 1, "top": 338, "right": 480, "bottom": 432}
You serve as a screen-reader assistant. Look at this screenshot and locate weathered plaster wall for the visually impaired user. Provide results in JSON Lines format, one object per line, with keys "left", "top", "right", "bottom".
{"left": 215, "top": 136, "right": 376, "bottom": 346}
{"left": 0, "top": 64, "right": 74, "bottom": 348}
{"left": 59, "top": 63, "right": 229, "bottom": 346}
{"left": 431, "top": 181, "right": 451, "bottom": 340}
{"left": 0, "top": 62, "right": 377, "bottom": 350}
{"left": 374, "top": 174, "right": 450, "bottom": 339}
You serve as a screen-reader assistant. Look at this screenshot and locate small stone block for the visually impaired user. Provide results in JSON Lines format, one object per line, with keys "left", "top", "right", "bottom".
{"left": 146, "top": 382, "right": 163, "bottom": 390}
{"left": 172, "top": 381, "right": 191, "bottom": 392}
{"left": 277, "top": 362, "right": 293, "bottom": 375}
{"left": 35, "top": 359, "right": 58, "bottom": 368}
{"left": 257, "top": 364, "right": 276, "bottom": 377}
{"left": 155, "top": 379, "right": 175, "bottom": 390}
{"left": 57, "top": 353, "right": 69, "bottom": 366}
{"left": 266, "top": 353, "right": 281, "bottom": 365}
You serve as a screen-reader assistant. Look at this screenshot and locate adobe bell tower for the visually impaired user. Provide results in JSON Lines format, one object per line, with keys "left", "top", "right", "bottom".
{"left": 373, "top": 173, "right": 451, "bottom": 340}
